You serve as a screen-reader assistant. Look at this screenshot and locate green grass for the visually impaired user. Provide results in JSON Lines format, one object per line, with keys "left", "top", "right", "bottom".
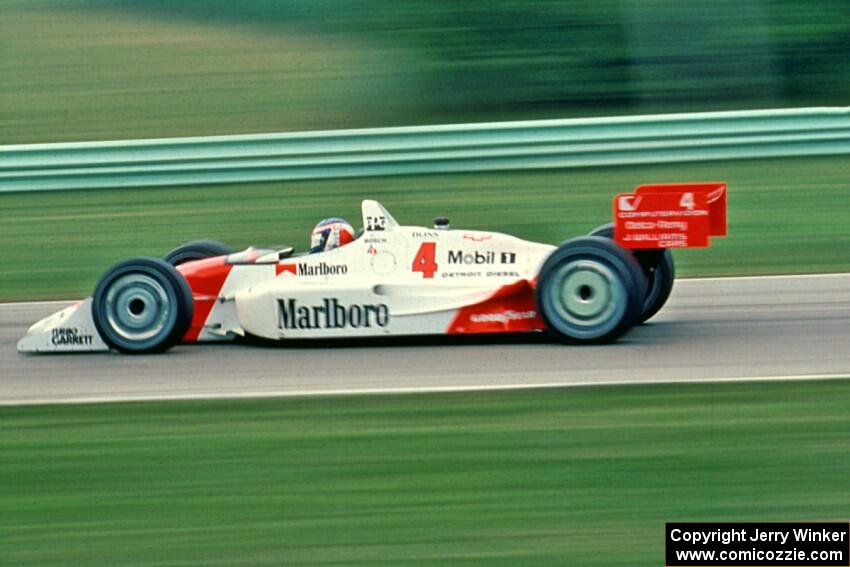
{"left": 1, "top": 379, "right": 848, "bottom": 566}
{"left": 0, "top": 0, "right": 430, "bottom": 144}
{"left": 1, "top": 155, "right": 848, "bottom": 301}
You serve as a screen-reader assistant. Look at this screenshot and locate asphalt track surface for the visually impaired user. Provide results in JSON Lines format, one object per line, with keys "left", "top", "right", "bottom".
{"left": 2, "top": 274, "right": 849, "bottom": 405}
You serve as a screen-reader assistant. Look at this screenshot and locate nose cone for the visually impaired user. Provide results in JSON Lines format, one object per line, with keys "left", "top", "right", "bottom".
{"left": 17, "top": 299, "right": 109, "bottom": 353}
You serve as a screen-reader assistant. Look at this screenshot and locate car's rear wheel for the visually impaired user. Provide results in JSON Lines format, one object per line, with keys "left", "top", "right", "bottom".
{"left": 536, "top": 236, "right": 645, "bottom": 343}
{"left": 92, "top": 257, "right": 193, "bottom": 353}
{"left": 588, "top": 222, "right": 675, "bottom": 324}
{"left": 164, "top": 240, "right": 233, "bottom": 266}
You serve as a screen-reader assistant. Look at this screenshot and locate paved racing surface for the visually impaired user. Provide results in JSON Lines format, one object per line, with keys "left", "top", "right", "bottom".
{"left": 2, "top": 274, "right": 849, "bottom": 405}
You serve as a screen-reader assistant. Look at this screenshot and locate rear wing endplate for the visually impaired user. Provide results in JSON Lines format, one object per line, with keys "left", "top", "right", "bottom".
{"left": 613, "top": 182, "right": 727, "bottom": 249}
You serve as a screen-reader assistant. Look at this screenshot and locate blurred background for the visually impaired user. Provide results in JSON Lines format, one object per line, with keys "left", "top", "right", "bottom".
{"left": 0, "top": 0, "right": 848, "bottom": 300}
{"left": 2, "top": 0, "right": 849, "bottom": 143}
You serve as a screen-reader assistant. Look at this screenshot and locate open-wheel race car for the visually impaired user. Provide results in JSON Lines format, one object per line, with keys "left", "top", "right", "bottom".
{"left": 18, "top": 183, "right": 726, "bottom": 354}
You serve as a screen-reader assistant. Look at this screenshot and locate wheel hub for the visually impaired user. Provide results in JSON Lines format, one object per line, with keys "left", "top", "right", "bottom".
{"left": 549, "top": 259, "right": 624, "bottom": 332}
{"left": 104, "top": 274, "right": 171, "bottom": 342}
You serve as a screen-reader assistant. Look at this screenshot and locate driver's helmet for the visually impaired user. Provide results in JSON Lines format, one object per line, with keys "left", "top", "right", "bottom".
{"left": 310, "top": 217, "right": 355, "bottom": 253}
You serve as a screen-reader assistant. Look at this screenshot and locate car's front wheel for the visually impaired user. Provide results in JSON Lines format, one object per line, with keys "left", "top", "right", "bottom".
{"left": 91, "top": 257, "right": 194, "bottom": 353}
{"left": 536, "top": 236, "right": 645, "bottom": 343}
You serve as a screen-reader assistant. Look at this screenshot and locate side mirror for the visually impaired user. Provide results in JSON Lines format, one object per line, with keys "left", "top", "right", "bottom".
{"left": 434, "top": 216, "right": 450, "bottom": 230}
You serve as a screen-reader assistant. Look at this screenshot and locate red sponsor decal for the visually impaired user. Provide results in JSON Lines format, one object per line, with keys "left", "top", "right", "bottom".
{"left": 463, "top": 234, "right": 492, "bottom": 242}
{"left": 177, "top": 257, "right": 234, "bottom": 342}
{"left": 447, "top": 280, "right": 546, "bottom": 334}
{"left": 613, "top": 182, "right": 726, "bottom": 249}
{"left": 276, "top": 264, "right": 297, "bottom": 276}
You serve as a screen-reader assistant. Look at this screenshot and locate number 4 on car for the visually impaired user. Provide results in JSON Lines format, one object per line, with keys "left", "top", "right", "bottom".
{"left": 18, "top": 184, "right": 727, "bottom": 353}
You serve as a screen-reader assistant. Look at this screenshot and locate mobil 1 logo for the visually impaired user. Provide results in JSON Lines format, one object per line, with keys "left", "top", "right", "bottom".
{"left": 447, "top": 250, "right": 516, "bottom": 265}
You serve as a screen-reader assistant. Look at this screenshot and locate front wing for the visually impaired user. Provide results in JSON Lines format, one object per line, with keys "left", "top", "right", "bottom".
{"left": 17, "top": 299, "right": 110, "bottom": 353}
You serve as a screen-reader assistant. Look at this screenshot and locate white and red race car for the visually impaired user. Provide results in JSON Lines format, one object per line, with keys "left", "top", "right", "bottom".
{"left": 18, "top": 183, "right": 726, "bottom": 354}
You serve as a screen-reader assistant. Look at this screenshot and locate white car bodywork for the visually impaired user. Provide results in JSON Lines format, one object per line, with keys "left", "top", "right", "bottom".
{"left": 19, "top": 200, "right": 555, "bottom": 353}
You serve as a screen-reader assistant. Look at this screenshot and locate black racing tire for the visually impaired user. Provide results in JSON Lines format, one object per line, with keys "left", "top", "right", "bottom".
{"left": 164, "top": 240, "right": 233, "bottom": 266}
{"left": 587, "top": 223, "right": 615, "bottom": 239}
{"left": 634, "top": 250, "right": 674, "bottom": 324}
{"left": 588, "top": 222, "right": 675, "bottom": 324}
{"left": 92, "top": 257, "right": 194, "bottom": 354}
{"left": 536, "top": 236, "right": 646, "bottom": 344}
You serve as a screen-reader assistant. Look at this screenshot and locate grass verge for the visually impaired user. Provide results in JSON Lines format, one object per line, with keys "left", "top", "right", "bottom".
{"left": 1, "top": 379, "right": 849, "bottom": 566}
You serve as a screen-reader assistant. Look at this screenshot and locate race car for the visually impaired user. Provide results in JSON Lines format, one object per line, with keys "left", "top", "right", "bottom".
{"left": 17, "top": 183, "right": 726, "bottom": 354}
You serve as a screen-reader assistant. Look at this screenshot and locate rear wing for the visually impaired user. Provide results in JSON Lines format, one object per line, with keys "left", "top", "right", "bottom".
{"left": 613, "top": 182, "right": 727, "bottom": 249}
